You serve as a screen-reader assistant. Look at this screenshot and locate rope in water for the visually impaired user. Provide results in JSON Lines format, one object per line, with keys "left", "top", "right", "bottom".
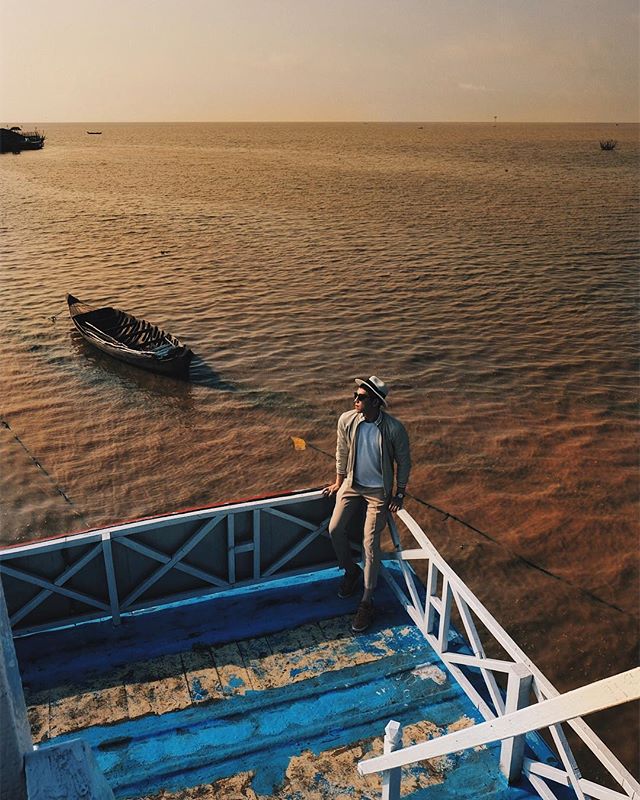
{"left": 0, "top": 418, "right": 628, "bottom": 617}
{"left": 297, "top": 438, "right": 628, "bottom": 616}
{"left": 1, "top": 418, "right": 85, "bottom": 520}
{"left": 48, "top": 304, "right": 68, "bottom": 322}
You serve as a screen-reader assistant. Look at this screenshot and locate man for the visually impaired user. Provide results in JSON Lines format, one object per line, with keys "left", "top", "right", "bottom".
{"left": 323, "top": 375, "right": 411, "bottom": 633}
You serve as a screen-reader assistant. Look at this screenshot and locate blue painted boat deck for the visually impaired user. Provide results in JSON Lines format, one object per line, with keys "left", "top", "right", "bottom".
{"left": 16, "top": 565, "right": 544, "bottom": 799}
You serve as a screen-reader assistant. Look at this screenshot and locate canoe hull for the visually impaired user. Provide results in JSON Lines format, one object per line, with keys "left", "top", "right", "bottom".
{"left": 74, "top": 332, "right": 192, "bottom": 377}
{"left": 67, "top": 294, "right": 193, "bottom": 379}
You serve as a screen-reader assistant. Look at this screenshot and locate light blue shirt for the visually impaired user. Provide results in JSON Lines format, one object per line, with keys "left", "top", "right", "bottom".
{"left": 353, "top": 418, "right": 383, "bottom": 488}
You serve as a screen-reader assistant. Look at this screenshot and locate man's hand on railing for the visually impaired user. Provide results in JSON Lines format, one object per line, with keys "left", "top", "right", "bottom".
{"left": 322, "top": 475, "right": 344, "bottom": 497}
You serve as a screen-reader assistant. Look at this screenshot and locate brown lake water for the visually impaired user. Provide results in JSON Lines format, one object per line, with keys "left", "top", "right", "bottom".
{"left": 1, "top": 122, "right": 638, "bottom": 774}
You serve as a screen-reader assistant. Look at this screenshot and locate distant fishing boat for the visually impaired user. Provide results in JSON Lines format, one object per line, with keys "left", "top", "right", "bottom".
{"left": 0, "top": 126, "right": 45, "bottom": 153}
{"left": 67, "top": 293, "right": 193, "bottom": 378}
{"left": 86, "top": 131, "right": 102, "bottom": 135}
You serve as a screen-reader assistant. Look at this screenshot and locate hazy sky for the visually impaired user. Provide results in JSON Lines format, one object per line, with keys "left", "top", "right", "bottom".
{"left": 1, "top": 0, "right": 638, "bottom": 122}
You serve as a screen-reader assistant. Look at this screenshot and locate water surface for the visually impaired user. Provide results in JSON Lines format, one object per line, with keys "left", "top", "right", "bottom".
{"left": 1, "top": 122, "right": 638, "bottom": 772}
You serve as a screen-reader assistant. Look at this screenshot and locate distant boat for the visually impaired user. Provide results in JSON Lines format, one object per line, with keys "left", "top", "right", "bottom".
{"left": 87, "top": 131, "right": 102, "bottom": 135}
{"left": 67, "top": 293, "right": 193, "bottom": 379}
{"left": 0, "top": 126, "right": 45, "bottom": 153}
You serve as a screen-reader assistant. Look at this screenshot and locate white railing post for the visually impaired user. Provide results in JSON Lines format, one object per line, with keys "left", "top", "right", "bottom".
{"left": 425, "top": 560, "right": 438, "bottom": 636}
{"left": 438, "top": 577, "right": 452, "bottom": 653}
{"left": 25, "top": 739, "right": 115, "bottom": 800}
{"left": 500, "top": 663, "right": 533, "bottom": 783}
{"left": 381, "top": 720, "right": 403, "bottom": 800}
{"left": 101, "top": 532, "right": 120, "bottom": 626}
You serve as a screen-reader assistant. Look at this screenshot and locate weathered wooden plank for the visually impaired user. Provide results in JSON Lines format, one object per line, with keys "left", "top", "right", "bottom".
{"left": 49, "top": 675, "right": 128, "bottom": 737}
{"left": 24, "top": 616, "right": 430, "bottom": 736}
{"left": 268, "top": 621, "right": 325, "bottom": 653}
{"left": 124, "top": 654, "right": 191, "bottom": 718}
{"left": 317, "top": 615, "right": 354, "bottom": 642}
{"left": 257, "top": 619, "right": 417, "bottom": 690}
{"left": 236, "top": 636, "right": 274, "bottom": 691}
{"left": 259, "top": 624, "right": 336, "bottom": 689}
{"left": 25, "top": 690, "right": 50, "bottom": 744}
{"left": 181, "top": 647, "right": 225, "bottom": 704}
{"left": 212, "top": 642, "right": 252, "bottom": 697}
{"left": 131, "top": 716, "right": 462, "bottom": 800}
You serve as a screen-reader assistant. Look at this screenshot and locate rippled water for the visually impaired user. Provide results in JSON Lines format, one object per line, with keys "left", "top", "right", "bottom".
{"left": 1, "top": 123, "right": 638, "bottom": 769}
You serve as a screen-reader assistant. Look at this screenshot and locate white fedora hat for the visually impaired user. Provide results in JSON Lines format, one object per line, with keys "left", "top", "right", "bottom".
{"left": 354, "top": 375, "right": 389, "bottom": 406}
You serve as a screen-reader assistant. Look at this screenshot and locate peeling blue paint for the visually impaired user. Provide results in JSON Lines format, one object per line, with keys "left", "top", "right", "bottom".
{"left": 22, "top": 565, "right": 551, "bottom": 799}
{"left": 18, "top": 567, "right": 382, "bottom": 692}
{"left": 188, "top": 679, "right": 208, "bottom": 702}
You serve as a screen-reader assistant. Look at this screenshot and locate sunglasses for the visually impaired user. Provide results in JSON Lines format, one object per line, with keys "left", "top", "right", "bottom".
{"left": 353, "top": 392, "right": 370, "bottom": 402}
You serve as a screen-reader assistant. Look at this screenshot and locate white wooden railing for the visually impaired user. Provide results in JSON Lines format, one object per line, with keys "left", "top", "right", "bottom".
{"left": 1, "top": 493, "right": 637, "bottom": 799}
{"left": 360, "top": 670, "right": 640, "bottom": 799}
{"left": 369, "top": 509, "right": 640, "bottom": 800}
{"left": 0, "top": 490, "right": 335, "bottom": 636}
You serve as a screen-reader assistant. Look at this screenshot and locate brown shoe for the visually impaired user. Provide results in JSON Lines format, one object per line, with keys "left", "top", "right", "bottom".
{"left": 338, "top": 565, "right": 362, "bottom": 598}
{"left": 351, "top": 601, "right": 375, "bottom": 633}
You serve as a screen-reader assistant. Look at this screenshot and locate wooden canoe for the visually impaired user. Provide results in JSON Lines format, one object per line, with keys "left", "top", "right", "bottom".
{"left": 67, "top": 294, "right": 193, "bottom": 379}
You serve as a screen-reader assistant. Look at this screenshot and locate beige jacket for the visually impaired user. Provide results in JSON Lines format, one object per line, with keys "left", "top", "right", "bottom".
{"left": 335, "top": 409, "right": 411, "bottom": 495}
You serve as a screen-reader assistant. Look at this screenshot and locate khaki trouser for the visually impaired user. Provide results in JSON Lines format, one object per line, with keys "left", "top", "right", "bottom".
{"left": 329, "top": 483, "right": 389, "bottom": 591}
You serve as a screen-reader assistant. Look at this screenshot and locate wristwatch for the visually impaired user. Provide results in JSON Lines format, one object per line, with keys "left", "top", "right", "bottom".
{"left": 395, "top": 491, "right": 405, "bottom": 500}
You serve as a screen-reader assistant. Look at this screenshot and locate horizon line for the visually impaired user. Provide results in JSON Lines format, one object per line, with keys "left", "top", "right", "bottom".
{"left": 4, "top": 119, "right": 637, "bottom": 126}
